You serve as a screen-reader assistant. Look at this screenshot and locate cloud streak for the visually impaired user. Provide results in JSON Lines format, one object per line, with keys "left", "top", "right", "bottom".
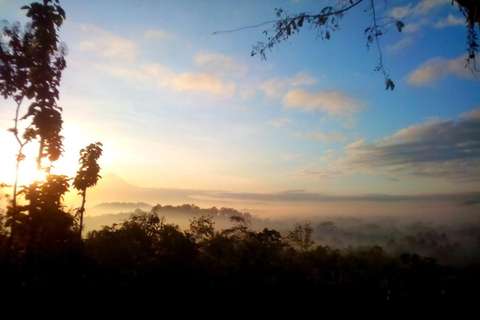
{"left": 208, "top": 189, "right": 480, "bottom": 205}
{"left": 260, "top": 72, "right": 318, "bottom": 99}
{"left": 407, "top": 55, "right": 476, "bottom": 85}
{"left": 267, "top": 118, "right": 293, "bottom": 127}
{"left": 172, "top": 72, "right": 236, "bottom": 98}
{"left": 390, "top": 0, "right": 450, "bottom": 19}
{"left": 74, "top": 24, "right": 241, "bottom": 99}
{"left": 195, "top": 52, "right": 247, "bottom": 76}
{"left": 144, "top": 29, "right": 169, "bottom": 40}
{"left": 297, "top": 109, "right": 480, "bottom": 182}
{"left": 78, "top": 24, "right": 138, "bottom": 63}
{"left": 294, "top": 131, "right": 347, "bottom": 143}
{"left": 283, "top": 89, "right": 364, "bottom": 117}
{"left": 387, "top": 37, "right": 414, "bottom": 52}
{"left": 435, "top": 14, "right": 465, "bottom": 28}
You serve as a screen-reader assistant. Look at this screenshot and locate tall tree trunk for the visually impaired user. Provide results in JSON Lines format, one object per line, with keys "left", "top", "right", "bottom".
{"left": 78, "top": 190, "right": 87, "bottom": 240}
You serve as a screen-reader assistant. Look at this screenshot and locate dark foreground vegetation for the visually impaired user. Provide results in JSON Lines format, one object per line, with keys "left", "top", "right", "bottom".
{"left": 1, "top": 207, "right": 479, "bottom": 315}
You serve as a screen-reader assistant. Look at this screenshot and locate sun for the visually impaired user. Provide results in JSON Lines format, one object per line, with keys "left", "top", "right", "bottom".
{"left": 0, "top": 133, "right": 50, "bottom": 188}
{"left": 0, "top": 121, "right": 109, "bottom": 194}
{"left": 17, "top": 165, "right": 49, "bottom": 186}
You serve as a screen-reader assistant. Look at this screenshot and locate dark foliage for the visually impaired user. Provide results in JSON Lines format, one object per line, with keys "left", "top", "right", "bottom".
{"left": 1, "top": 209, "right": 479, "bottom": 315}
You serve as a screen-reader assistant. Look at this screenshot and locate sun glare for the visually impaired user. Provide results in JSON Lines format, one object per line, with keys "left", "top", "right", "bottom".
{"left": 16, "top": 164, "right": 49, "bottom": 187}
{"left": 0, "top": 147, "right": 49, "bottom": 188}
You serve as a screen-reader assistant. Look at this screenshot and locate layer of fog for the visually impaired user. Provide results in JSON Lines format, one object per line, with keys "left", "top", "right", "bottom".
{"left": 84, "top": 202, "right": 480, "bottom": 266}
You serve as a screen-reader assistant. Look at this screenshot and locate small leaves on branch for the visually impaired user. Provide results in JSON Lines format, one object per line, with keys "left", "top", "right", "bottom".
{"left": 249, "top": 1, "right": 362, "bottom": 60}
{"left": 385, "top": 78, "right": 395, "bottom": 91}
{"left": 396, "top": 20, "right": 405, "bottom": 32}
{"left": 215, "top": 0, "right": 480, "bottom": 91}
{"left": 454, "top": 0, "right": 479, "bottom": 71}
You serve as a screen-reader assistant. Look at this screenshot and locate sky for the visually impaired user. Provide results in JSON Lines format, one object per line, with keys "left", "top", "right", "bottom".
{"left": 0, "top": 0, "right": 479, "bottom": 219}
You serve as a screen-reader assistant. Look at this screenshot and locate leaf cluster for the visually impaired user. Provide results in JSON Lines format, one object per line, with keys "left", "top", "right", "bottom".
{"left": 455, "top": 0, "right": 479, "bottom": 71}
{"left": 1, "top": 0, "right": 68, "bottom": 167}
{"left": 73, "top": 142, "right": 103, "bottom": 193}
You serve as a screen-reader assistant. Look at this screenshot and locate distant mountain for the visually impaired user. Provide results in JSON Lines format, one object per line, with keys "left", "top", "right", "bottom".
{"left": 66, "top": 172, "right": 228, "bottom": 214}
{"left": 64, "top": 172, "right": 214, "bottom": 213}
{"left": 98, "top": 172, "right": 133, "bottom": 188}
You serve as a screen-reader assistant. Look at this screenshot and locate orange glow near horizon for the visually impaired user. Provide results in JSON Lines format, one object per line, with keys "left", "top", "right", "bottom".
{"left": 0, "top": 137, "right": 50, "bottom": 188}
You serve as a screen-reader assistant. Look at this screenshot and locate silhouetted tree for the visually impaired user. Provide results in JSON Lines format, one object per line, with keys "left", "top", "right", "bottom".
{"left": 73, "top": 142, "right": 103, "bottom": 239}
{"left": 1, "top": 0, "right": 67, "bottom": 251}
{"left": 252, "top": 228, "right": 285, "bottom": 251}
{"left": 188, "top": 215, "right": 216, "bottom": 242}
{"left": 2, "top": 173, "right": 78, "bottom": 294}
{"left": 1, "top": 0, "right": 67, "bottom": 173}
{"left": 287, "top": 221, "right": 315, "bottom": 254}
{"left": 222, "top": 215, "right": 252, "bottom": 239}
{"left": 0, "top": 22, "right": 36, "bottom": 210}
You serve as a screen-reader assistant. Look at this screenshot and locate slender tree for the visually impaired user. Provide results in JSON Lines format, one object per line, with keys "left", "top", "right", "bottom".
{"left": 20, "top": 0, "right": 67, "bottom": 170}
{"left": 0, "top": 0, "right": 67, "bottom": 210}
{"left": 1, "top": 1, "right": 67, "bottom": 259}
{"left": 73, "top": 142, "right": 103, "bottom": 239}
{"left": 1, "top": 21, "right": 35, "bottom": 210}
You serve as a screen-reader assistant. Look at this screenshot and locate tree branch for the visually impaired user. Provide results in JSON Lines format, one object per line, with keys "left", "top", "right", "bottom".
{"left": 212, "top": 0, "right": 365, "bottom": 36}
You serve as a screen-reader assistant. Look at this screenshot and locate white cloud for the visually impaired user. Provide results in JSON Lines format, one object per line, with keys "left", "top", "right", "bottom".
{"left": 402, "top": 19, "right": 429, "bottom": 33}
{"left": 407, "top": 55, "right": 476, "bottom": 85}
{"left": 266, "top": 118, "right": 293, "bottom": 127}
{"left": 78, "top": 24, "right": 137, "bottom": 63}
{"left": 390, "top": 5, "right": 412, "bottom": 19}
{"left": 100, "top": 63, "right": 151, "bottom": 83}
{"left": 284, "top": 153, "right": 303, "bottom": 160}
{"left": 283, "top": 89, "right": 364, "bottom": 117}
{"left": 142, "top": 63, "right": 174, "bottom": 87}
{"left": 144, "top": 29, "right": 168, "bottom": 40}
{"left": 142, "top": 62, "right": 237, "bottom": 98}
{"left": 390, "top": 0, "right": 450, "bottom": 18}
{"left": 238, "top": 85, "right": 256, "bottom": 100}
{"left": 297, "top": 109, "right": 480, "bottom": 182}
{"left": 195, "top": 53, "right": 247, "bottom": 76}
{"left": 320, "top": 149, "right": 337, "bottom": 162}
{"left": 260, "top": 72, "right": 318, "bottom": 99}
{"left": 73, "top": 24, "right": 238, "bottom": 99}
{"left": 389, "top": 0, "right": 453, "bottom": 34}
{"left": 387, "top": 36, "right": 414, "bottom": 52}
{"left": 294, "top": 131, "right": 347, "bottom": 143}
{"left": 415, "top": 0, "right": 451, "bottom": 14}
{"left": 461, "top": 108, "right": 480, "bottom": 121}
{"left": 171, "top": 72, "right": 236, "bottom": 98}
{"left": 78, "top": 57, "right": 237, "bottom": 99}
{"left": 435, "top": 14, "right": 465, "bottom": 28}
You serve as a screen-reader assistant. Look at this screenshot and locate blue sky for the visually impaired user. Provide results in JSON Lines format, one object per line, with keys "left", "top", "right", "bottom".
{"left": 1, "top": 0, "right": 479, "bottom": 218}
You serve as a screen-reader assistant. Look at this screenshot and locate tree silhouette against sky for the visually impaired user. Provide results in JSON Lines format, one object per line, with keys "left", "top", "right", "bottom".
{"left": 215, "top": 0, "right": 479, "bottom": 90}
